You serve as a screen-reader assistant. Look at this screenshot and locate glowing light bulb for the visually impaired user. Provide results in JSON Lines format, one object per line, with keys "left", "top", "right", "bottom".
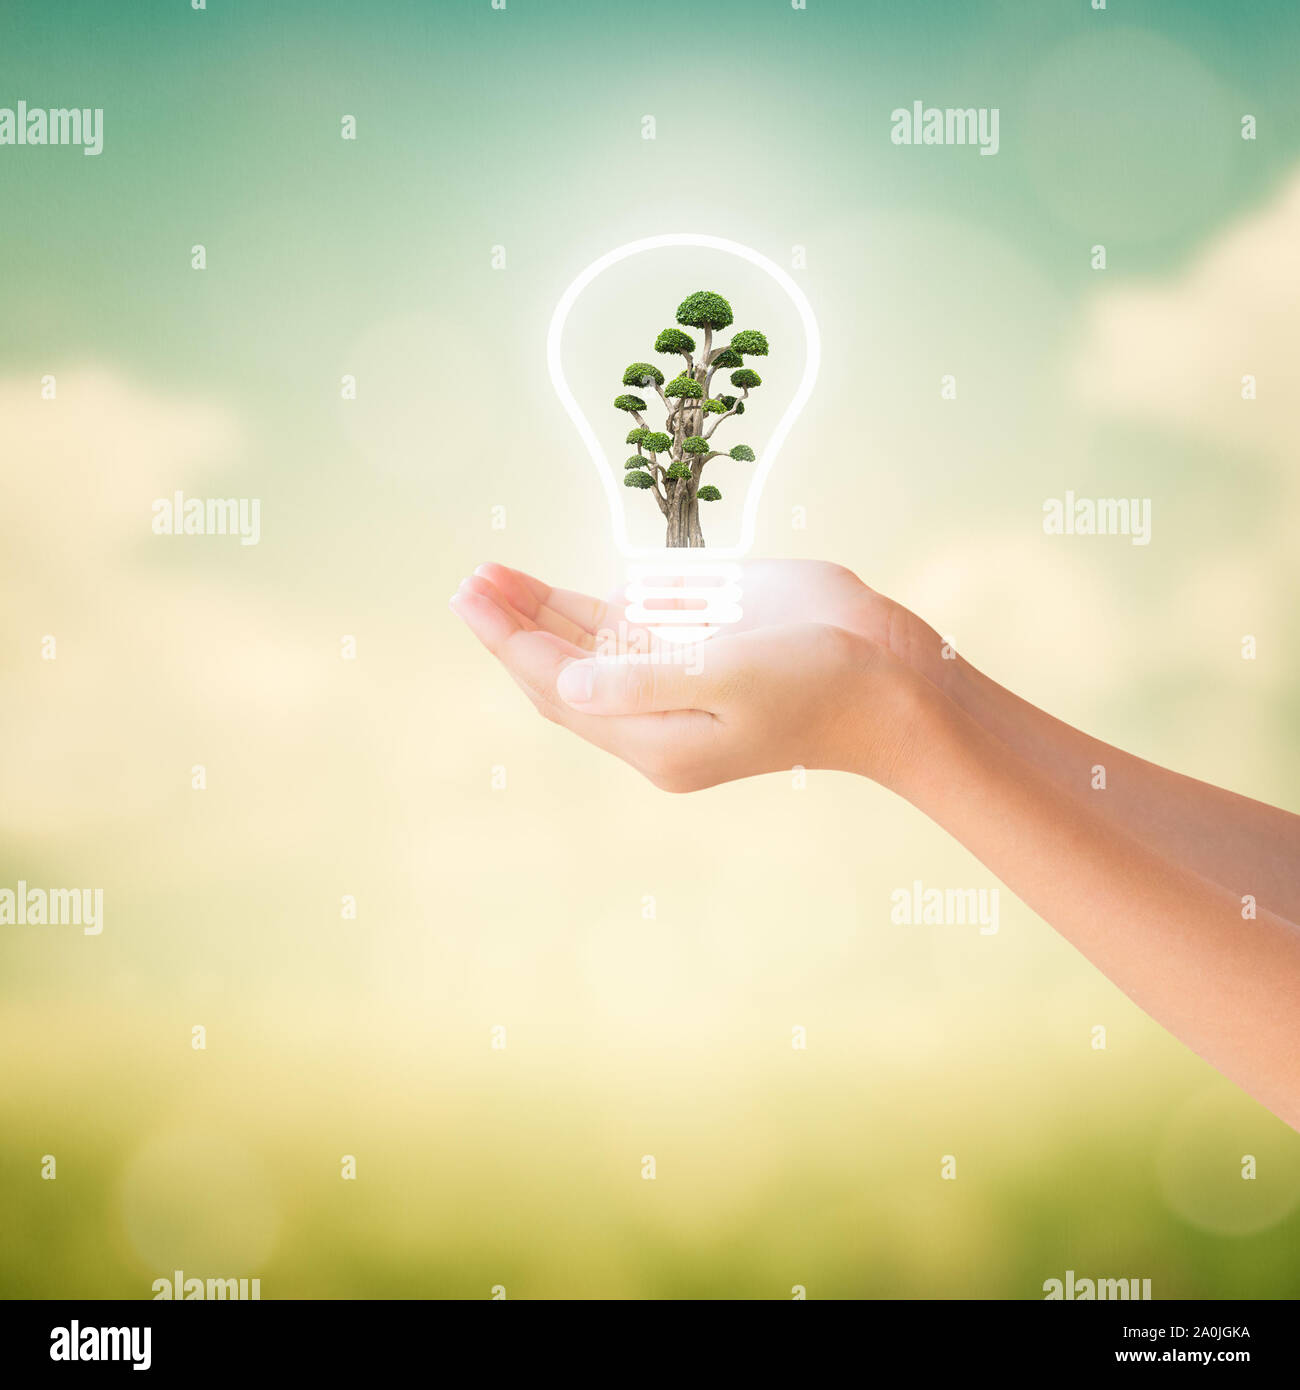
{"left": 547, "top": 234, "right": 821, "bottom": 644}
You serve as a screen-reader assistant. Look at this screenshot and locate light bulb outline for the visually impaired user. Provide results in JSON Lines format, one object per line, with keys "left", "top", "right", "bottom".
{"left": 547, "top": 233, "right": 821, "bottom": 561}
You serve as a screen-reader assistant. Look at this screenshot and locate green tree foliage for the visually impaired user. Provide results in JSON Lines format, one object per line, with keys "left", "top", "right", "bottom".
{"left": 654, "top": 327, "right": 695, "bottom": 355}
{"left": 622, "top": 362, "right": 665, "bottom": 387}
{"left": 729, "top": 330, "right": 769, "bottom": 356}
{"left": 675, "top": 290, "right": 734, "bottom": 331}
{"left": 612, "top": 291, "right": 769, "bottom": 547}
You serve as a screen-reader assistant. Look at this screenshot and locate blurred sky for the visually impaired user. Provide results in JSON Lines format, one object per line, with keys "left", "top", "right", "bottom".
{"left": 2, "top": 0, "right": 1299, "bottom": 1298}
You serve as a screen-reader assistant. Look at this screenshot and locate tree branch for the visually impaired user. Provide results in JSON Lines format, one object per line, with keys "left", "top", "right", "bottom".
{"left": 703, "top": 389, "right": 747, "bottom": 439}
{"left": 669, "top": 399, "right": 687, "bottom": 455}
{"left": 702, "top": 338, "right": 737, "bottom": 394}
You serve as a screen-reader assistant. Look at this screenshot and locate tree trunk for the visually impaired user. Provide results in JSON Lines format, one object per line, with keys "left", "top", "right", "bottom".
{"left": 687, "top": 494, "right": 703, "bottom": 546}
{"left": 665, "top": 482, "right": 705, "bottom": 547}
{"left": 666, "top": 488, "right": 690, "bottom": 547}
{"left": 661, "top": 350, "right": 715, "bottom": 547}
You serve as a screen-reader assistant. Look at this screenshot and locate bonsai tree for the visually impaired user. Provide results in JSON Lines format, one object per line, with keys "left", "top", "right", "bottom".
{"left": 616, "top": 290, "right": 768, "bottom": 547}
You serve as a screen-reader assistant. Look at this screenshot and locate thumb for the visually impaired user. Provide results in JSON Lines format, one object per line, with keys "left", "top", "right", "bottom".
{"left": 556, "top": 652, "right": 715, "bottom": 714}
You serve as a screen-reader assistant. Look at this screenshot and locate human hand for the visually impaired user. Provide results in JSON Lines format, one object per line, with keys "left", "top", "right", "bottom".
{"left": 728, "top": 560, "right": 953, "bottom": 690}
{"left": 450, "top": 564, "right": 929, "bottom": 793}
{"left": 470, "top": 558, "right": 951, "bottom": 690}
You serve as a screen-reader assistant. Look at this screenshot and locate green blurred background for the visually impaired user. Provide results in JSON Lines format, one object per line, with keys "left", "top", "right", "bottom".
{"left": 2, "top": 0, "right": 1299, "bottom": 1298}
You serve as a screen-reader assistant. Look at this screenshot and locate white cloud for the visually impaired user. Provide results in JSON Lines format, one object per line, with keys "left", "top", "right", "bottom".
{"left": 1072, "top": 170, "right": 1300, "bottom": 465}
{"left": 0, "top": 371, "right": 331, "bottom": 840}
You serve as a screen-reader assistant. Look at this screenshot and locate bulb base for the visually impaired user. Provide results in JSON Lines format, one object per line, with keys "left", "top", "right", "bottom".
{"left": 625, "top": 561, "right": 743, "bottom": 645}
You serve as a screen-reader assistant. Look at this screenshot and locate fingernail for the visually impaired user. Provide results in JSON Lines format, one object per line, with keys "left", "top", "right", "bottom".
{"left": 557, "top": 662, "right": 594, "bottom": 704}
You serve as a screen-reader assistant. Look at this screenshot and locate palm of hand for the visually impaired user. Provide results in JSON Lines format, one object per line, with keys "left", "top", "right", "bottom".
{"left": 451, "top": 558, "right": 921, "bottom": 791}
{"left": 725, "top": 560, "right": 893, "bottom": 647}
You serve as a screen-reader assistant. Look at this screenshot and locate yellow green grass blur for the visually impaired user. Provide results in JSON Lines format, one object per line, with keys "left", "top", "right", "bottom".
{"left": 2, "top": 0, "right": 1299, "bottom": 1298}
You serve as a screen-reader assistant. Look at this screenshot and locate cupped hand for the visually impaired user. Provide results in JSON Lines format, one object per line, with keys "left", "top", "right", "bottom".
{"left": 450, "top": 563, "right": 927, "bottom": 793}
{"left": 468, "top": 557, "right": 949, "bottom": 682}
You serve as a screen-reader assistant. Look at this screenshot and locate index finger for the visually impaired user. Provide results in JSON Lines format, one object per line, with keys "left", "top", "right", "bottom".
{"left": 474, "top": 564, "right": 628, "bottom": 645}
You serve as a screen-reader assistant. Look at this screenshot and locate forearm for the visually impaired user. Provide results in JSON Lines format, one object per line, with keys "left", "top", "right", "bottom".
{"left": 881, "top": 675, "right": 1300, "bottom": 1130}
{"left": 891, "top": 604, "right": 1300, "bottom": 920}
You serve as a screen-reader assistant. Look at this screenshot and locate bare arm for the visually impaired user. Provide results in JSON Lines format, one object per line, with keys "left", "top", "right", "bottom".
{"left": 891, "top": 681, "right": 1300, "bottom": 1128}
{"left": 887, "top": 603, "right": 1300, "bottom": 922}
{"left": 452, "top": 560, "right": 1300, "bottom": 1131}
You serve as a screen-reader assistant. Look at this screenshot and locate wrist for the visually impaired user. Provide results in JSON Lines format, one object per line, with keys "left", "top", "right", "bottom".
{"left": 833, "top": 638, "right": 956, "bottom": 794}
{"left": 881, "top": 597, "right": 982, "bottom": 716}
